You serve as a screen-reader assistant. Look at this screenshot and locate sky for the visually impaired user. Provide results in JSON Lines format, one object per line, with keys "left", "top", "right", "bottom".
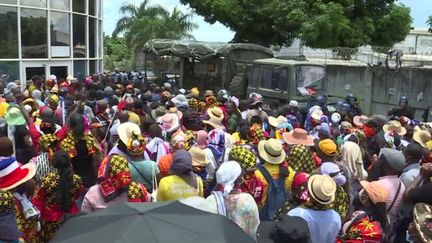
{"left": 103, "top": 0, "right": 432, "bottom": 43}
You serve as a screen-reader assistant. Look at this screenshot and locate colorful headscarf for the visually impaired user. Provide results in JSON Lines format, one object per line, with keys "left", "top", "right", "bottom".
{"left": 188, "top": 98, "right": 198, "bottom": 111}
{"left": 207, "top": 129, "right": 225, "bottom": 160}
{"left": 205, "top": 96, "right": 218, "bottom": 108}
{"left": 48, "top": 94, "right": 59, "bottom": 108}
{"left": 229, "top": 146, "right": 257, "bottom": 171}
{"left": 197, "top": 101, "right": 206, "bottom": 113}
{"left": 248, "top": 124, "right": 265, "bottom": 145}
{"left": 288, "top": 144, "right": 316, "bottom": 174}
{"left": 184, "top": 130, "right": 197, "bottom": 151}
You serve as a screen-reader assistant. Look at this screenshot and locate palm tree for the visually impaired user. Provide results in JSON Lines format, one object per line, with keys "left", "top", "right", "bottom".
{"left": 112, "top": 1, "right": 197, "bottom": 68}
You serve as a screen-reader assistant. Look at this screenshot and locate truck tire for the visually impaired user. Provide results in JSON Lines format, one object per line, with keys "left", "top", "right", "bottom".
{"left": 229, "top": 75, "right": 247, "bottom": 99}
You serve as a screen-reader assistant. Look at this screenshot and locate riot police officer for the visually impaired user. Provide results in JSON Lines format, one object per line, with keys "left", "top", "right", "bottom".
{"left": 345, "top": 93, "right": 362, "bottom": 117}
{"left": 388, "top": 96, "right": 414, "bottom": 119}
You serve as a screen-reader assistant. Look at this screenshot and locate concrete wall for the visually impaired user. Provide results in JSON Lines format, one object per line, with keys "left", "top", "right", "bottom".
{"left": 325, "top": 65, "right": 432, "bottom": 120}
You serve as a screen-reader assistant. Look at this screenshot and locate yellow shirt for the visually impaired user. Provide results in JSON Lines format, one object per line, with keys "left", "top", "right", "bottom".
{"left": 156, "top": 175, "right": 203, "bottom": 202}
{"left": 253, "top": 163, "right": 295, "bottom": 207}
{"left": 0, "top": 101, "right": 9, "bottom": 118}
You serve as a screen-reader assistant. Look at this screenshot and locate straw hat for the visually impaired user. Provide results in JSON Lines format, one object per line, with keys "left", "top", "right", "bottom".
{"left": 383, "top": 120, "right": 407, "bottom": 136}
{"left": 311, "top": 109, "right": 323, "bottom": 121}
{"left": 0, "top": 157, "right": 36, "bottom": 191}
{"left": 353, "top": 115, "right": 368, "bottom": 127}
{"left": 413, "top": 203, "right": 432, "bottom": 242}
{"left": 168, "top": 106, "right": 183, "bottom": 120}
{"left": 307, "top": 174, "right": 336, "bottom": 205}
{"left": 331, "top": 113, "right": 341, "bottom": 124}
{"left": 258, "top": 138, "right": 286, "bottom": 165}
{"left": 283, "top": 128, "right": 314, "bottom": 146}
{"left": 159, "top": 113, "right": 180, "bottom": 132}
{"left": 189, "top": 146, "right": 209, "bottom": 167}
{"left": 118, "top": 122, "right": 141, "bottom": 145}
{"left": 22, "top": 98, "right": 39, "bottom": 115}
{"left": 359, "top": 181, "right": 388, "bottom": 204}
{"left": 203, "top": 107, "right": 225, "bottom": 130}
{"left": 413, "top": 126, "right": 432, "bottom": 148}
{"left": 269, "top": 115, "right": 288, "bottom": 128}
{"left": 204, "top": 90, "right": 215, "bottom": 97}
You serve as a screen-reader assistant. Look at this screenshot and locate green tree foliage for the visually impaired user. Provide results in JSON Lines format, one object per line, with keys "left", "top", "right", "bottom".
{"left": 111, "top": 0, "right": 197, "bottom": 68}
{"left": 180, "top": 0, "right": 412, "bottom": 48}
{"left": 103, "top": 36, "right": 131, "bottom": 71}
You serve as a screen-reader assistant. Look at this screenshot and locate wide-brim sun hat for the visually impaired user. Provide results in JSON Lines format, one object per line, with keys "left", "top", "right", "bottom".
{"left": 383, "top": 120, "right": 407, "bottom": 136}
{"left": 189, "top": 146, "right": 209, "bottom": 167}
{"left": 359, "top": 180, "right": 388, "bottom": 205}
{"left": 413, "top": 126, "right": 432, "bottom": 148}
{"left": 168, "top": 107, "right": 183, "bottom": 120}
{"left": 283, "top": 128, "right": 314, "bottom": 146}
{"left": 4, "top": 105, "right": 26, "bottom": 126}
{"left": 118, "top": 122, "right": 142, "bottom": 145}
{"left": 331, "top": 113, "right": 341, "bottom": 124}
{"left": 258, "top": 138, "right": 286, "bottom": 165}
{"left": 307, "top": 174, "right": 336, "bottom": 205}
{"left": 0, "top": 157, "right": 36, "bottom": 191}
{"left": 353, "top": 115, "right": 369, "bottom": 127}
{"left": 203, "top": 107, "right": 225, "bottom": 130}
{"left": 159, "top": 113, "right": 180, "bottom": 132}
{"left": 269, "top": 115, "right": 288, "bottom": 128}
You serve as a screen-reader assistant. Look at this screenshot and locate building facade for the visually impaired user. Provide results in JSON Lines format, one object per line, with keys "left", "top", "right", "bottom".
{"left": 0, "top": 0, "right": 103, "bottom": 87}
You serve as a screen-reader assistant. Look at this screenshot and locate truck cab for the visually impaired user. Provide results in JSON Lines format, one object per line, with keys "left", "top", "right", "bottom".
{"left": 247, "top": 57, "right": 327, "bottom": 111}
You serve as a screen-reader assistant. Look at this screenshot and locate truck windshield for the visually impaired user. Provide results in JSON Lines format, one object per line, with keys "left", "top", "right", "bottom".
{"left": 260, "top": 66, "right": 289, "bottom": 91}
{"left": 295, "top": 65, "right": 325, "bottom": 95}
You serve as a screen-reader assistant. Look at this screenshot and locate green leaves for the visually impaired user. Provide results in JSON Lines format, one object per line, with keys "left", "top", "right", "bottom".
{"left": 181, "top": 0, "right": 412, "bottom": 48}
{"left": 108, "top": 0, "right": 197, "bottom": 69}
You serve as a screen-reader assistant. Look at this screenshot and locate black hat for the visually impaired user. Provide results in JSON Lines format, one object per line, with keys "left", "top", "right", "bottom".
{"left": 257, "top": 215, "right": 310, "bottom": 243}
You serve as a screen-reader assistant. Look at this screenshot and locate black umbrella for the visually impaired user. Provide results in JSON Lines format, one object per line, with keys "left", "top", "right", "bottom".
{"left": 51, "top": 201, "right": 255, "bottom": 243}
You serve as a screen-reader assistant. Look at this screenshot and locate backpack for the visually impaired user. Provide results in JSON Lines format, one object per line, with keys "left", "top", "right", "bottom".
{"left": 257, "top": 164, "right": 289, "bottom": 221}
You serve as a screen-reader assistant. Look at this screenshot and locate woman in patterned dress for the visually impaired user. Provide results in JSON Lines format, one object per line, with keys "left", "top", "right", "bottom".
{"left": 206, "top": 161, "right": 260, "bottom": 240}
{"left": 32, "top": 150, "right": 84, "bottom": 242}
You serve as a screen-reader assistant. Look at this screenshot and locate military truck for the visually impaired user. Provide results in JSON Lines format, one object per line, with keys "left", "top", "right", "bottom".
{"left": 143, "top": 39, "right": 274, "bottom": 92}
{"left": 241, "top": 57, "right": 328, "bottom": 111}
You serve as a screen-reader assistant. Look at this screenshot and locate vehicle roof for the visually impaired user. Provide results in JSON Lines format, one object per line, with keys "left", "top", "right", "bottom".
{"left": 143, "top": 39, "right": 274, "bottom": 60}
{"left": 253, "top": 57, "right": 368, "bottom": 67}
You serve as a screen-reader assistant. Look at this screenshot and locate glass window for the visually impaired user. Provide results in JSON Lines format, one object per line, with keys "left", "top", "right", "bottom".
{"left": 89, "top": 0, "right": 95, "bottom": 16}
{"left": 73, "top": 0, "right": 85, "bottom": 13}
{"left": 50, "top": 0, "right": 70, "bottom": 11}
{"left": 0, "top": 61, "right": 19, "bottom": 83}
{"left": 50, "top": 11, "right": 70, "bottom": 57}
{"left": 89, "top": 60, "right": 96, "bottom": 74}
{"left": 98, "top": 20, "right": 102, "bottom": 57}
{"left": 295, "top": 65, "right": 325, "bottom": 91}
{"left": 21, "top": 8, "right": 47, "bottom": 58}
{"left": 21, "top": 0, "right": 47, "bottom": 8}
{"left": 73, "top": 14, "right": 86, "bottom": 58}
{"left": 0, "top": 0, "right": 17, "bottom": 4}
{"left": 74, "top": 60, "right": 86, "bottom": 80}
{"left": 261, "top": 67, "right": 289, "bottom": 91}
{"left": 249, "top": 66, "right": 260, "bottom": 87}
{"left": 0, "top": 6, "right": 18, "bottom": 58}
{"left": 89, "top": 17, "right": 96, "bottom": 57}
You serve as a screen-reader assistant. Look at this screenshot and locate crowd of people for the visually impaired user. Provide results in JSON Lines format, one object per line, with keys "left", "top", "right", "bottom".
{"left": 0, "top": 73, "right": 431, "bottom": 243}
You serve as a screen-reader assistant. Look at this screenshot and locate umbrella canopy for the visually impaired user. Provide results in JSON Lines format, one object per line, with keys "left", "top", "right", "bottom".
{"left": 51, "top": 201, "right": 254, "bottom": 243}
